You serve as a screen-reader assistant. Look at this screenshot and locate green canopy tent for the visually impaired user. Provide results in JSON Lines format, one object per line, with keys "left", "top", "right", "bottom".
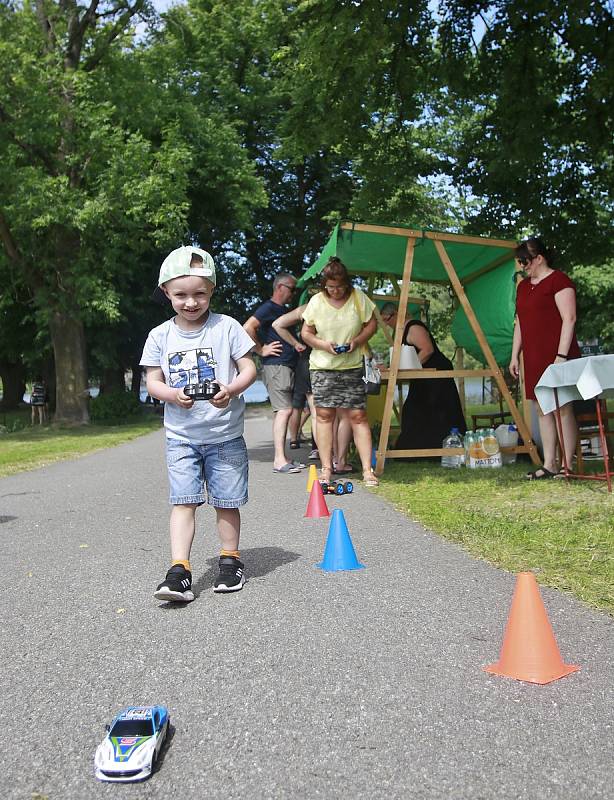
{"left": 297, "top": 221, "right": 539, "bottom": 472}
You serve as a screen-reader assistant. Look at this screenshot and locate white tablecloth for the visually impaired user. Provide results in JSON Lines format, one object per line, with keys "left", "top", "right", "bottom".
{"left": 534, "top": 354, "right": 614, "bottom": 415}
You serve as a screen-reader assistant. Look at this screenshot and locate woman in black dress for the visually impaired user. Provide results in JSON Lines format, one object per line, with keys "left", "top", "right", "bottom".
{"left": 381, "top": 303, "right": 467, "bottom": 452}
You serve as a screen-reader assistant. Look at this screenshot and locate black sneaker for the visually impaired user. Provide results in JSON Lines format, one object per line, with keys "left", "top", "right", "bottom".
{"left": 154, "top": 565, "right": 194, "bottom": 602}
{"left": 213, "top": 556, "right": 245, "bottom": 593}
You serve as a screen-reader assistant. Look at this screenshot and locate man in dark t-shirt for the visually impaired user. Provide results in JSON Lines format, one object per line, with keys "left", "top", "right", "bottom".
{"left": 243, "top": 273, "right": 303, "bottom": 473}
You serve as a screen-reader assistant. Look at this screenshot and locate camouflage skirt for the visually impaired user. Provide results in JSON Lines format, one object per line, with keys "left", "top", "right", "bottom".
{"left": 309, "top": 368, "right": 366, "bottom": 410}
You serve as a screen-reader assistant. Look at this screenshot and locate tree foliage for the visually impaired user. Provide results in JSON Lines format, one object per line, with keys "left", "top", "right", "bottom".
{"left": 436, "top": 0, "right": 614, "bottom": 265}
{"left": 0, "top": 0, "right": 264, "bottom": 421}
{"left": 1, "top": 0, "right": 611, "bottom": 422}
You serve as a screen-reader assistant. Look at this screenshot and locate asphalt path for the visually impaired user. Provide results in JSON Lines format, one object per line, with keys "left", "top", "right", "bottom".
{"left": 1, "top": 408, "right": 612, "bottom": 799}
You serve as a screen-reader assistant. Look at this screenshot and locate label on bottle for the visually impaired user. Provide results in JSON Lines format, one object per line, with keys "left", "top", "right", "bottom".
{"left": 468, "top": 432, "right": 502, "bottom": 468}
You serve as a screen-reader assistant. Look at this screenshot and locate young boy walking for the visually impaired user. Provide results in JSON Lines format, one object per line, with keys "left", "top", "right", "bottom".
{"left": 140, "top": 245, "right": 257, "bottom": 602}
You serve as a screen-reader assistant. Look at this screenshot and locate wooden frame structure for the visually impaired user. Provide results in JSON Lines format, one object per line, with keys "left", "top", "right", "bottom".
{"left": 335, "top": 223, "right": 544, "bottom": 473}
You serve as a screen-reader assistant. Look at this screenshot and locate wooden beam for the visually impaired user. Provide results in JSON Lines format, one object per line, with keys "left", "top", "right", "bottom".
{"left": 340, "top": 221, "right": 423, "bottom": 238}
{"left": 380, "top": 369, "right": 494, "bottom": 379}
{"left": 462, "top": 250, "right": 516, "bottom": 287}
{"left": 433, "top": 239, "right": 540, "bottom": 465}
{"left": 376, "top": 237, "right": 415, "bottom": 474}
{"left": 339, "top": 221, "right": 516, "bottom": 249}
{"left": 373, "top": 305, "right": 394, "bottom": 345}
{"left": 424, "top": 230, "right": 516, "bottom": 249}
{"left": 456, "top": 347, "right": 466, "bottom": 416}
{"left": 384, "top": 446, "right": 533, "bottom": 458}
{"left": 371, "top": 292, "right": 428, "bottom": 306}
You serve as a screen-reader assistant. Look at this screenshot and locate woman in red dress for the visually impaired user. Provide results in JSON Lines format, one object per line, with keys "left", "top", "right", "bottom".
{"left": 509, "top": 238, "right": 580, "bottom": 479}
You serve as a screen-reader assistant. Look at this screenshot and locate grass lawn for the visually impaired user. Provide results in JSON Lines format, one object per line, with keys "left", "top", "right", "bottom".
{"left": 373, "top": 460, "right": 614, "bottom": 615}
{"left": 0, "top": 410, "right": 162, "bottom": 477}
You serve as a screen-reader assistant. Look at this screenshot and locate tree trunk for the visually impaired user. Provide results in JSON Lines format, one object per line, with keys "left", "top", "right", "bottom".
{"left": 42, "top": 356, "right": 56, "bottom": 412}
{"left": 48, "top": 311, "right": 90, "bottom": 424}
{"left": 130, "top": 362, "right": 143, "bottom": 396}
{"left": 100, "top": 367, "right": 126, "bottom": 395}
{"left": 0, "top": 361, "right": 27, "bottom": 410}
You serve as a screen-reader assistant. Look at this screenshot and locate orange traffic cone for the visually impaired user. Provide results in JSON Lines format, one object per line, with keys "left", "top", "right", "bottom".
{"left": 306, "top": 464, "right": 318, "bottom": 493}
{"left": 304, "top": 478, "right": 330, "bottom": 518}
{"left": 484, "top": 572, "right": 580, "bottom": 685}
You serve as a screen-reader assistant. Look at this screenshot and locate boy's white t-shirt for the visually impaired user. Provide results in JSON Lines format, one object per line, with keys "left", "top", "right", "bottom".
{"left": 140, "top": 313, "right": 255, "bottom": 444}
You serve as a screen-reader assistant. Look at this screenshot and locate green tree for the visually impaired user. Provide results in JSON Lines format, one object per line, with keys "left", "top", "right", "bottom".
{"left": 0, "top": 2, "right": 266, "bottom": 421}
{"left": 571, "top": 261, "right": 614, "bottom": 350}
{"left": 160, "top": 0, "right": 357, "bottom": 314}
{"left": 437, "top": 0, "right": 614, "bottom": 264}
{"left": 275, "top": 0, "right": 458, "bottom": 229}
{"left": 0, "top": 2, "right": 191, "bottom": 422}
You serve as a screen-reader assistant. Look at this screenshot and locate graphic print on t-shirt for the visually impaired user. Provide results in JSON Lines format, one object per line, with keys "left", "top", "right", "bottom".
{"left": 167, "top": 347, "right": 217, "bottom": 388}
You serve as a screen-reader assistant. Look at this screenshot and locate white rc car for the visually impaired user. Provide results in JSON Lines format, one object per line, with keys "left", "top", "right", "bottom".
{"left": 94, "top": 705, "right": 169, "bottom": 782}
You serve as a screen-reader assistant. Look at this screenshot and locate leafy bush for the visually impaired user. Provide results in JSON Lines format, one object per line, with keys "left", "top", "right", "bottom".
{"left": 90, "top": 391, "right": 143, "bottom": 424}
{"left": 0, "top": 411, "right": 31, "bottom": 434}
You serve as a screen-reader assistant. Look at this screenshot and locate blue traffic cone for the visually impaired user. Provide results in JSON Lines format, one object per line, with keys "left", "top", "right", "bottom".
{"left": 316, "top": 509, "right": 365, "bottom": 572}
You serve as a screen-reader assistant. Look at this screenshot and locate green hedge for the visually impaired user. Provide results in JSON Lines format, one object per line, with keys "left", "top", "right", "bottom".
{"left": 90, "top": 391, "right": 143, "bottom": 424}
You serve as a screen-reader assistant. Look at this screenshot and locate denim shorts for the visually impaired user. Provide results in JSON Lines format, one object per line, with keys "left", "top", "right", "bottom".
{"left": 166, "top": 436, "right": 248, "bottom": 508}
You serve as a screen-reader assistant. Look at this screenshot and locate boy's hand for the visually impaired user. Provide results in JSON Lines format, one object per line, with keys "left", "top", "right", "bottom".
{"left": 174, "top": 388, "right": 194, "bottom": 409}
{"left": 210, "top": 383, "right": 231, "bottom": 409}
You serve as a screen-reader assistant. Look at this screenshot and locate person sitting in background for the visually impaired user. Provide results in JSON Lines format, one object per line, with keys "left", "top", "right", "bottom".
{"left": 381, "top": 302, "right": 466, "bottom": 455}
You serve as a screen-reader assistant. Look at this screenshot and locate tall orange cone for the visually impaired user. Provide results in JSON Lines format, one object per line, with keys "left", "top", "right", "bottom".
{"left": 304, "top": 477, "right": 330, "bottom": 518}
{"left": 484, "top": 572, "right": 580, "bottom": 684}
{"left": 306, "top": 464, "right": 318, "bottom": 493}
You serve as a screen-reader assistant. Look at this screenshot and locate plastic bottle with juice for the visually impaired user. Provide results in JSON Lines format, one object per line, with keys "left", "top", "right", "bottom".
{"left": 464, "top": 430, "right": 474, "bottom": 468}
{"left": 483, "top": 427, "right": 502, "bottom": 468}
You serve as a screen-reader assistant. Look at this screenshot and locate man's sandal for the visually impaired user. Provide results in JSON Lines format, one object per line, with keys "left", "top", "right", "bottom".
{"left": 525, "top": 467, "right": 555, "bottom": 480}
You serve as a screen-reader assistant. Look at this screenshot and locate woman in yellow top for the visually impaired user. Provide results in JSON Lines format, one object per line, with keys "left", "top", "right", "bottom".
{"left": 301, "top": 257, "right": 379, "bottom": 486}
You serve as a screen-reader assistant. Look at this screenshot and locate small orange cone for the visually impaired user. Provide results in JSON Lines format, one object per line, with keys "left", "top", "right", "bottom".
{"left": 304, "top": 478, "right": 330, "bottom": 518}
{"left": 306, "top": 464, "right": 318, "bottom": 493}
{"left": 484, "top": 572, "right": 580, "bottom": 685}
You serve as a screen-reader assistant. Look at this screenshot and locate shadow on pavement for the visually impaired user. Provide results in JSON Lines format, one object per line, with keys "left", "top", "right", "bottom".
{"left": 248, "top": 444, "right": 313, "bottom": 465}
{"left": 192, "top": 545, "right": 301, "bottom": 595}
{"left": 156, "top": 547, "right": 300, "bottom": 609}
{"left": 154, "top": 721, "right": 175, "bottom": 774}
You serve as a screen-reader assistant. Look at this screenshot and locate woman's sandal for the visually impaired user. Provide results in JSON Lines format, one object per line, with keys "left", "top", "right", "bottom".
{"left": 319, "top": 468, "right": 333, "bottom": 484}
{"left": 525, "top": 467, "right": 556, "bottom": 480}
{"left": 289, "top": 440, "right": 300, "bottom": 449}
{"left": 363, "top": 469, "right": 380, "bottom": 487}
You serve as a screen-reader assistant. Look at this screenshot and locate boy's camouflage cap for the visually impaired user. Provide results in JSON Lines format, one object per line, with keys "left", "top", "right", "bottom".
{"left": 158, "top": 245, "right": 216, "bottom": 287}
